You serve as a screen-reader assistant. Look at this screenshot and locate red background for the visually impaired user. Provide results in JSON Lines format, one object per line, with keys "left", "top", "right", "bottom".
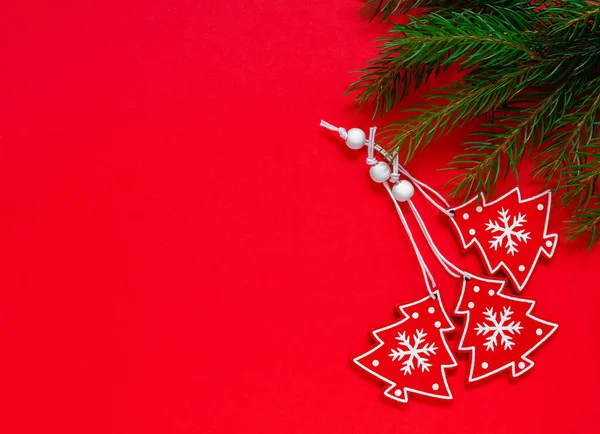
{"left": 0, "top": 1, "right": 599, "bottom": 433}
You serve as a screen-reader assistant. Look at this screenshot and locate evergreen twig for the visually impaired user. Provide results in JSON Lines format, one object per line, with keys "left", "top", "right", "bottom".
{"left": 351, "top": 1, "right": 600, "bottom": 246}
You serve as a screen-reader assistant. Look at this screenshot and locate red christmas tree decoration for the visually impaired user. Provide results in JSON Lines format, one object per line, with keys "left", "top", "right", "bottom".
{"left": 454, "top": 274, "right": 558, "bottom": 382}
{"left": 448, "top": 187, "right": 557, "bottom": 292}
{"left": 354, "top": 291, "right": 458, "bottom": 403}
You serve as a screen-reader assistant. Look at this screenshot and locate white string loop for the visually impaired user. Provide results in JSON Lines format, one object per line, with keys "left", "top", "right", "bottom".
{"left": 404, "top": 172, "right": 453, "bottom": 217}
{"left": 319, "top": 120, "right": 348, "bottom": 140}
{"left": 366, "top": 145, "right": 450, "bottom": 211}
{"left": 400, "top": 168, "right": 450, "bottom": 209}
{"left": 319, "top": 120, "right": 451, "bottom": 214}
{"left": 407, "top": 199, "right": 470, "bottom": 280}
{"left": 390, "top": 155, "right": 400, "bottom": 183}
{"left": 381, "top": 151, "right": 450, "bottom": 214}
{"left": 320, "top": 119, "right": 469, "bottom": 297}
{"left": 383, "top": 181, "right": 437, "bottom": 300}
{"left": 366, "top": 127, "right": 377, "bottom": 166}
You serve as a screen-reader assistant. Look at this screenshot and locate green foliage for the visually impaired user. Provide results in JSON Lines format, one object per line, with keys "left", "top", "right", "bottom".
{"left": 351, "top": 1, "right": 600, "bottom": 247}
{"left": 360, "top": 0, "right": 522, "bottom": 22}
{"left": 566, "top": 201, "right": 600, "bottom": 248}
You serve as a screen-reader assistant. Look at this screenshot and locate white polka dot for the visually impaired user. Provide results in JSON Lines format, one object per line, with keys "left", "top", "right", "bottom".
{"left": 462, "top": 213, "right": 469, "bottom": 220}
{"left": 476, "top": 206, "right": 483, "bottom": 213}
{"left": 537, "top": 204, "right": 544, "bottom": 211}
{"left": 536, "top": 328, "right": 543, "bottom": 336}
{"left": 428, "top": 307, "right": 435, "bottom": 314}
{"left": 412, "top": 312, "right": 419, "bottom": 319}
{"left": 518, "top": 265, "right": 525, "bottom": 272}
{"left": 468, "top": 302, "right": 474, "bottom": 309}
{"left": 482, "top": 362, "right": 488, "bottom": 369}
{"left": 488, "top": 289, "right": 495, "bottom": 296}
{"left": 518, "top": 362, "right": 526, "bottom": 369}
{"left": 546, "top": 240, "right": 553, "bottom": 248}
{"left": 469, "top": 229, "right": 476, "bottom": 236}
{"left": 394, "top": 389, "right": 402, "bottom": 397}
{"left": 473, "top": 285, "right": 480, "bottom": 293}
{"left": 432, "top": 383, "right": 439, "bottom": 391}
{"left": 372, "top": 359, "right": 379, "bottom": 367}
{"left": 434, "top": 321, "right": 441, "bottom": 328}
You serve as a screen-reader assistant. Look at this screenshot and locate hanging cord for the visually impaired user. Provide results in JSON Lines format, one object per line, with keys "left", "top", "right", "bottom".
{"left": 319, "top": 121, "right": 452, "bottom": 216}
{"left": 367, "top": 125, "right": 436, "bottom": 298}
{"left": 366, "top": 127, "right": 378, "bottom": 166}
{"left": 319, "top": 120, "right": 348, "bottom": 140}
{"left": 407, "top": 199, "right": 470, "bottom": 281}
{"left": 320, "top": 119, "right": 471, "bottom": 297}
{"left": 401, "top": 169, "right": 452, "bottom": 217}
{"left": 383, "top": 181, "right": 437, "bottom": 299}
{"left": 390, "top": 154, "right": 400, "bottom": 183}
{"left": 381, "top": 150, "right": 451, "bottom": 216}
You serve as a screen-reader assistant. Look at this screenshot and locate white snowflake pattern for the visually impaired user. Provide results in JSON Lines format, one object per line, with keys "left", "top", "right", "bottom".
{"left": 388, "top": 329, "right": 437, "bottom": 375}
{"left": 485, "top": 208, "right": 531, "bottom": 255}
{"left": 475, "top": 306, "right": 523, "bottom": 351}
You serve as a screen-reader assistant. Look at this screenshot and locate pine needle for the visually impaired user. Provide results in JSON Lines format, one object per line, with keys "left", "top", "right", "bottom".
{"left": 350, "top": 1, "right": 600, "bottom": 245}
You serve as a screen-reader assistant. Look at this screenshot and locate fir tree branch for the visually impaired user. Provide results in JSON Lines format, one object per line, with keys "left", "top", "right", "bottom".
{"left": 447, "top": 80, "right": 578, "bottom": 199}
{"left": 350, "top": 1, "right": 600, "bottom": 244}
{"left": 566, "top": 200, "right": 600, "bottom": 249}
{"left": 361, "top": 0, "right": 533, "bottom": 22}
{"left": 349, "top": 9, "right": 540, "bottom": 115}
{"left": 383, "top": 66, "right": 533, "bottom": 165}
{"left": 561, "top": 150, "right": 600, "bottom": 209}
{"left": 536, "top": 76, "right": 600, "bottom": 206}
{"left": 546, "top": 3, "right": 600, "bottom": 39}
{"left": 361, "top": 0, "right": 433, "bottom": 22}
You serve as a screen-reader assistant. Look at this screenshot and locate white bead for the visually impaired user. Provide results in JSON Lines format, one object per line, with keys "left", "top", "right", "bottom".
{"left": 391, "top": 180, "right": 414, "bottom": 202}
{"left": 369, "top": 162, "right": 391, "bottom": 183}
{"left": 345, "top": 128, "right": 365, "bottom": 150}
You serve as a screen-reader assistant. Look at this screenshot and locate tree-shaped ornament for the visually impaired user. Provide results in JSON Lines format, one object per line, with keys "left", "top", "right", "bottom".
{"left": 321, "top": 121, "right": 558, "bottom": 399}
{"left": 354, "top": 291, "right": 458, "bottom": 403}
{"left": 448, "top": 187, "right": 558, "bottom": 292}
{"left": 455, "top": 274, "right": 558, "bottom": 382}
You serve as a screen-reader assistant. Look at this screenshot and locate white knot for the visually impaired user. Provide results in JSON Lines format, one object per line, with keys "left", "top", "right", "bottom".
{"left": 337, "top": 127, "right": 348, "bottom": 140}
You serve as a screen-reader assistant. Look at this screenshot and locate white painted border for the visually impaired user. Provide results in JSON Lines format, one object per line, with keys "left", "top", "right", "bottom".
{"left": 455, "top": 275, "right": 558, "bottom": 382}
{"left": 449, "top": 187, "right": 558, "bottom": 292}
{"left": 353, "top": 291, "right": 458, "bottom": 403}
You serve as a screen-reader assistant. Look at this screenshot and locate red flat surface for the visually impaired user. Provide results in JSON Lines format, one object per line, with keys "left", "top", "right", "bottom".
{"left": 0, "top": 1, "right": 598, "bottom": 433}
